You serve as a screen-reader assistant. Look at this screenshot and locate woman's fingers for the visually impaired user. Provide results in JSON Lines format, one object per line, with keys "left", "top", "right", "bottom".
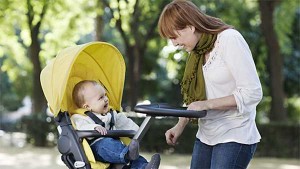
{"left": 165, "top": 129, "right": 177, "bottom": 146}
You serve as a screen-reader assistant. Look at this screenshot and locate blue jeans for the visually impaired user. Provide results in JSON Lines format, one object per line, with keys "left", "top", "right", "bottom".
{"left": 91, "top": 138, "right": 148, "bottom": 169}
{"left": 190, "top": 138, "right": 257, "bottom": 169}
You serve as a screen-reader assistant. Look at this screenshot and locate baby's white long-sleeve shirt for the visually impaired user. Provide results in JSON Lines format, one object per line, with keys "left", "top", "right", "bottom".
{"left": 71, "top": 111, "right": 139, "bottom": 131}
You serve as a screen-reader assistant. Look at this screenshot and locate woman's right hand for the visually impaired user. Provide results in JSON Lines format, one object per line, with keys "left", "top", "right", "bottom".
{"left": 165, "top": 118, "right": 189, "bottom": 146}
{"left": 94, "top": 126, "right": 107, "bottom": 135}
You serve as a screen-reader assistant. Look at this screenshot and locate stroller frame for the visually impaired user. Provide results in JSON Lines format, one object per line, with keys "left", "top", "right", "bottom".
{"left": 55, "top": 103, "right": 206, "bottom": 169}
{"left": 40, "top": 42, "right": 206, "bottom": 169}
{"left": 55, "top": 111, "right": 140, "bottom": 169}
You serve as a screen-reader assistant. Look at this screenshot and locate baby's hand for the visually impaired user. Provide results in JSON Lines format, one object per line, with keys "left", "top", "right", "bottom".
{"left": 94, "top": 126, "right": 107, "bottom": 135}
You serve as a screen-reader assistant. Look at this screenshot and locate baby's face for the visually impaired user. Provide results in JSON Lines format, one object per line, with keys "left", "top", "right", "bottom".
{"left": 83, "top": 83, "right": 109, "bottom": 114}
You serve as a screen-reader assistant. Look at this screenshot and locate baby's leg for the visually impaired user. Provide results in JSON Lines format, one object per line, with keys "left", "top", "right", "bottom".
{"left": 91, "top": 137, "right": 129, "bottom": 163}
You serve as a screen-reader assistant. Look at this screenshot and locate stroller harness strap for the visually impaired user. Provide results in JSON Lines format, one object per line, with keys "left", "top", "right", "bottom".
{"left": 84, "top": 110, "right": 115, "bottom": 130}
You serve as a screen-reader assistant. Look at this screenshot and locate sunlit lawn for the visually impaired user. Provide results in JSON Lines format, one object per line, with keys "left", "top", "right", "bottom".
{"left": 0, "top": 133, "right": 299, "bottom": 169}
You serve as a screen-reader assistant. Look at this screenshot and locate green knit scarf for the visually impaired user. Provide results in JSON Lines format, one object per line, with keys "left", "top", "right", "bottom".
{"left": 181, "top": 33, "right": 217, "bottom": 105}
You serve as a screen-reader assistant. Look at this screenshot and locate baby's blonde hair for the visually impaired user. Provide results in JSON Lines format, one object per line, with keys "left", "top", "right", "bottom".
{"left": 72, "top": 80, "right": 99, "bottom": 108}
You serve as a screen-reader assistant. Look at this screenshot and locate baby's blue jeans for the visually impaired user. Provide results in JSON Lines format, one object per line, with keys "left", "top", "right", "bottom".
{"left": 91, "top": 137, "right": 148, "bottom": 169}
{"left": 191, "top": 138, "right": 257, "bottom": 169}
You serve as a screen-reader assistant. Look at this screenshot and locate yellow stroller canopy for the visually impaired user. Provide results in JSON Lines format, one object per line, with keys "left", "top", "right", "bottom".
{"left": 40, "top": 42, "right": 125, "bottom": 117}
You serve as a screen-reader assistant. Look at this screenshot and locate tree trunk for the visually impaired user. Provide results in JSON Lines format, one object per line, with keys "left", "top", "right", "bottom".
{"left": 29, "top": 28, "right": 47, "bottom": 114}
{"left": 26, "top": 0, "right": 48, "bottom": 147}
{"left": 259, "top": 0, "right": 287, "bottom": 122}
{"left": 101, "top": 0, "right": 165, "bottom": 110}
{"left": 95, "top": 0, "right": 104, "bottom": 41}
{"left": 126, "top": 45, "right": 142, "bottom": 109}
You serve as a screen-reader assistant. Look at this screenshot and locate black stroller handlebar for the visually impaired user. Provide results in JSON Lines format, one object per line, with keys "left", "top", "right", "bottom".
{"left": 77, "top": 130, "right": 136, "bottom": 139}
{"left": 134, "top": 103, "right": 207, "bottom": 118}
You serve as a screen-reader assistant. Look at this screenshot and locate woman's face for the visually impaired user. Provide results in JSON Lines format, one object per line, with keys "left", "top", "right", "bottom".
{"left": 170, "top": 26, "right": 200, "bottom": 52}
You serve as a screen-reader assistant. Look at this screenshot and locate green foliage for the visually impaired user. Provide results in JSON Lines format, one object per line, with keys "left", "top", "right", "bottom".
{"left": 0, "top": 0, "right": 299, "bottom": 139}
{"left": 0, "top": 0, "right": 97, "bottom": 147}
{"left": 256, "top": 97, "right": 300, "bottom": 123}
{"left": 284, "top": 10, "right": 300, "bottom": 97}
{"left": 256, "top": 96, "right": 271, "bottom": 123}
{"left": 274, "top": 0, "right": 298, "bottom": 55}
{"left": 0, "top": 0, "right": 95, "bottom": 112}
{"left": 0, "top": 57, "right": 23, "bottom": 111}
{"left": 286, "top": 97, "right": 300, "bottom": 123}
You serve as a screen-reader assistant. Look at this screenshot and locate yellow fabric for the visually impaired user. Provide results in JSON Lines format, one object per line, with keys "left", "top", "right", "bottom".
{"left": 40, "top": 42, "right": 126, "bottom": 169}
{"left": 71, "top": 117, "right": 110, "bottom": 169}
{"left": 83, "top": 139, "right": 110, "bottom": 169}
{"left": 82, "top": 139, "right": 97, "bottom": 163}
{"left": 90, "top": 161, "right": 110, "bottom": 169}
{"left": 72, "top": 115, "right": 131, "bottom": 169}
{"left": 73, "top": 108, "right": 88, "bottom": 115}
{"left": 40, "top": 42, "right": 125, "bottom": 116}
{"left": 120, "top": 137, "right": 131, "bottom": 145}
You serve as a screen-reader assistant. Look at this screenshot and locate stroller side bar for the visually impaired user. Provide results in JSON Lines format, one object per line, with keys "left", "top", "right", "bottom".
{"left": 134, "top": 103, "right": 207, "bottom": 118}
{"left": 133, "top": 116, "right": 155, "bottom": 142}
{"left": 77, "top": 130, "right": 136, "bottom": 138}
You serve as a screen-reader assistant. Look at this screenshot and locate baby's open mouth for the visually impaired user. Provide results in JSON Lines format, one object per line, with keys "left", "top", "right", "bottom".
{"left": 104, "top": 103, "right": 108, "bottom": 108}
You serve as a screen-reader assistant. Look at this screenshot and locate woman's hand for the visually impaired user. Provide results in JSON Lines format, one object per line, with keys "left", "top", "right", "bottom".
{"left": 165, "top": 118, "right": 189, "bottom": 146}
{"left": 94, "top": 126, "right": 107, "bottom": 135}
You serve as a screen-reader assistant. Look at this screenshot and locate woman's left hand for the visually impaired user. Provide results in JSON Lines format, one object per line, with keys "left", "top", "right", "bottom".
{"left": 187, "top": 100, "right": 208, "bottom": 111}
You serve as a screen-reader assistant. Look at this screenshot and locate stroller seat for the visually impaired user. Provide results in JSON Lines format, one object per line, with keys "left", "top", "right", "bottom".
{"left": 55, "top": 110, "right": 134, "bottom": 169}
{"left": 40, "top": 42, "right": 139, "bottom": 169}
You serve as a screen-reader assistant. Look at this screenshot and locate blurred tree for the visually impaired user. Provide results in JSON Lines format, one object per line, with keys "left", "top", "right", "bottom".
{"left": 95, "top": 0, "right": 105, "bottom": 41}
{"left": 284, "top": 9, "right": 300, "bottom": 97}
{"left": 259, "top": 0, "right": 286, "bottom": 122}
{"left": 0, "top": 0, "right": 95, "bottom": 146}
{"left": 0, "top": 56, "right": 22, "bottom": 111}
{"left": 25, "top": 0, "right": 49, "bottom": 114}
{"left": 100, "top": 0, "right": 169, "bottom": 109}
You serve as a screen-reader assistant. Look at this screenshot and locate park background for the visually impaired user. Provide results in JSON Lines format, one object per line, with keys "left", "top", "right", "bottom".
{"left": 0, "top": 0, "right": 299, "bottom": 168}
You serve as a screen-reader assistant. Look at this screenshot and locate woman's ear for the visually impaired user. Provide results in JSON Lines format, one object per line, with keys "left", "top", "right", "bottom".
{"left": 188, "top": 25, "right": 195, "bottom": 33}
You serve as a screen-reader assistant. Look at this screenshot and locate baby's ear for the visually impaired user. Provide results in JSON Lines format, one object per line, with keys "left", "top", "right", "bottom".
{"left": 83, "top": 103, "right": 89, "bottom": 110}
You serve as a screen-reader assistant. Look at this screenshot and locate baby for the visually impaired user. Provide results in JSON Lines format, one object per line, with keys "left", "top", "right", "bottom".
{"left": 71, "top": 80, "right": 160, "bottom": 169}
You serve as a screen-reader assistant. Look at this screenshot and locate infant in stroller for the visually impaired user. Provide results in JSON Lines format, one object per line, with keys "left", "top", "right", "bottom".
{"left": 71, "top": 80, "right": 160, "bottom": 169}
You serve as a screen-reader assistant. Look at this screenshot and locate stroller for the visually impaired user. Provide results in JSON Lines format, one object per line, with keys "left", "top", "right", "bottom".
{"left": 40, "top": 42, "right": 206, "bottom": 169}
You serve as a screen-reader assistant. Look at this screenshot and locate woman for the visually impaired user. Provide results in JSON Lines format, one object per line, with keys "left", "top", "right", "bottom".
{"left": 158, "top": 0, "right": 263, "bottom": 169}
